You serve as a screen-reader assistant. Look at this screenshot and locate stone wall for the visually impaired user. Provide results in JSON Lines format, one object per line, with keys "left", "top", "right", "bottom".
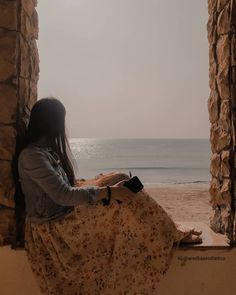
{"left": 0, "top": 0, "right": 235, "bottom": 245}
{"left": 0, "top": 0, "right": 39, "bottom": 245}
{"left": 208, "top": 0, "right": 236, "bottom": 243}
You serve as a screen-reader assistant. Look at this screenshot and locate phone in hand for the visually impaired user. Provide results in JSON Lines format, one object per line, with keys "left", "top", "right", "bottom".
{"left": 123, "top": 176, "right": 144, "bottom": 193}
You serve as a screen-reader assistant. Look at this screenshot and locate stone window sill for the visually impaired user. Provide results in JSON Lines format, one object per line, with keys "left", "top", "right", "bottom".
{"left": 176, "top": 221, "right": 230, "bottom": 249}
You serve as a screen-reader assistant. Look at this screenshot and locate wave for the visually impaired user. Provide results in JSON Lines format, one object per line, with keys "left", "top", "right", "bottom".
{"left": 103, "top": 167, "right": 208, "bottom": 171}
{"left": 143, "top": 180, "right": 210, "bottom": 187}
{"left": 173, "top": 180, "right": 209, "bottom": 185}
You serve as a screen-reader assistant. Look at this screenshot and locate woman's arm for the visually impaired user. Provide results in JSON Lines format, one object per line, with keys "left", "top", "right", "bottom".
{"left": 19, "top": 147, "right": 108, "bottom": 206}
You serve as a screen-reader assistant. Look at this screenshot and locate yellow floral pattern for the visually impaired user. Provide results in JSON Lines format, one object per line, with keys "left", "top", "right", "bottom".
{"left": 25, "top": 174, "right": 191, "bottom": 295}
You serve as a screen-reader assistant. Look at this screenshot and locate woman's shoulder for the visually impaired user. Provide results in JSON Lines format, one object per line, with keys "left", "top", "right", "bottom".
{"left": 18, "top": 144, "right": 48, "bottom": 164}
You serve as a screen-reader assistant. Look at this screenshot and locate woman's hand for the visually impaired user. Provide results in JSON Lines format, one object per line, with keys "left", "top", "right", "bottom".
{"left": 113, "top": 179, "right": 128, "bottom": 187}
{"left": 95, "top": 176, "right": 135, "bottom": 203}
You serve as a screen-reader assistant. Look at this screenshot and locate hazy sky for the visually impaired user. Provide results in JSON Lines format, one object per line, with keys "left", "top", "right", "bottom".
{"left": 37, "top": 0, "right": 209, "bottom": 139}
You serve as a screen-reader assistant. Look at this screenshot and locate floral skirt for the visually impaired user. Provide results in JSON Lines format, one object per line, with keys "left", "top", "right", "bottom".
{"left": 25, "top": 173, "right": 191, "bottom": 295}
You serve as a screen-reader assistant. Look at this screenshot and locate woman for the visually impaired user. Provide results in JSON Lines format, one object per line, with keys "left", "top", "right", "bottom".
{"left": 18, "top": 97, "right": 202, "bottom": 295}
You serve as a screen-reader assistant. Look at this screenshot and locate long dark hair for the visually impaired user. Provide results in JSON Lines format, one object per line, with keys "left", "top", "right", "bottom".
{"left": 24, "top": 97, "right": 75, "bottom": 185}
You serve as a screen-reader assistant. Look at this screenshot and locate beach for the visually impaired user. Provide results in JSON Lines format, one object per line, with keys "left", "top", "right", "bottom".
{"left": 146, "top": 186, "right": 211, "bottom": 225}
{"left": 71, "top": 138, "right": 212, "bottom": 224}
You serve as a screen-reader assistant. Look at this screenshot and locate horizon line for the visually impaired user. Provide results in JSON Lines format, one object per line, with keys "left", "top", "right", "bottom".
{"left": 69, "top": 137, "right": 210, "bottom": 140}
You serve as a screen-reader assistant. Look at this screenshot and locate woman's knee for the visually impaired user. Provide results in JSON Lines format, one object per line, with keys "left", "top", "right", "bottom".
{"left": 111, "top": 172, "right": 130, "bottom": 182}
{"left": 96, "top": 172, "right": 130, "bottom": 186}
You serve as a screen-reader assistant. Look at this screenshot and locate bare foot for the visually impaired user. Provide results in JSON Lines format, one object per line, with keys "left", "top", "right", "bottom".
{"left": 180, "top": 233, "right": 202, "bottom": 244}
{"left": 190, "top": 228, "right": 202, "bottom": 236}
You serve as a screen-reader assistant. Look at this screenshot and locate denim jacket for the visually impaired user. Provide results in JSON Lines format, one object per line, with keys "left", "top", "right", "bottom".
{"left": 18, "top": 142, "right": 100, "bottom": 223}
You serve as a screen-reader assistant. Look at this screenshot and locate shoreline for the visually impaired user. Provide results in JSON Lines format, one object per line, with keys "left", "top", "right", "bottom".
{"left": 143, "top": 182, "right": 210, "bottom": 189}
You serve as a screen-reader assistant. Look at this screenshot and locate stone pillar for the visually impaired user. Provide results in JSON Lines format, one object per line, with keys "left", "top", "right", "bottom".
{"left": 0, "top": 0, "right": 39, "bottom": 245}
{"left": 208, "top": 0, "right": 236, "bottom": 244}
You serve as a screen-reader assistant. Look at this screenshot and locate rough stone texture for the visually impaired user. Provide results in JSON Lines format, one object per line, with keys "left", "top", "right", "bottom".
{"left": 0, "top": 207, "right": 15, "bottom": 245}
{"left": 0, "top": 30, "right": 17, "bottom": 81}
{"left": 219, "top": 100, "right": 231, "bottom": 132}
{"left": 208, "top": 0, "right": 217, "bottom": 15}
{"left": 221, "top": 150, "right": 230, "bottom": 178}
{"left": 0, "top": 84, "right": 18, "bottom": 124}
{"left": 210, "top": 153, "right": 221, "bottom": 178}
{"left": 217, "top": 3, "right": 231, "bottom": 35}
{"left": 210, "top": 122, "right": 231, "bottom": 153}
{"left": 231, "top": 34, "right": 236, "bottom": 66}
{"left": 0, "top": 126, "right": 17, "bottom": 161}
{"left": 208, "top": 90, "right": 220, "bottom": 123}
{"left": 217, "top": 75, "right": 230, "bottom": 100}
{"left": 0, "top": 0, "right": 39, "bottom": 246}
{"left": 208, "top": 0, "right": 236, "bottom": 244}
{"left": 217, "top": 35, "right": 230, "bottom": 71}
{"left": 0, "top": 161, "right": 15, "bottom": 209}
{"left": 0, "top": 2, "right": 18, "bottom": 30}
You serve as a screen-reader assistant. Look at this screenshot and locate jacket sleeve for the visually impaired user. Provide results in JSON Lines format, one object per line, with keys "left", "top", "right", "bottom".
{"left": 19, "top": 147, "right": 101, "bottom": 206}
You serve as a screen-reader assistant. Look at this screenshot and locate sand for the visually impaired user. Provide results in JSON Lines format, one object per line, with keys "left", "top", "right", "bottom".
{"left": 146, "top": 186, "right": 212, "bottom": 225}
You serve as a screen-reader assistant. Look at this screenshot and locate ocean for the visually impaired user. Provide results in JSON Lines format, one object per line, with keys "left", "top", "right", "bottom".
{"left": 69, "top": 138, "right": 211, "bottom": 187}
